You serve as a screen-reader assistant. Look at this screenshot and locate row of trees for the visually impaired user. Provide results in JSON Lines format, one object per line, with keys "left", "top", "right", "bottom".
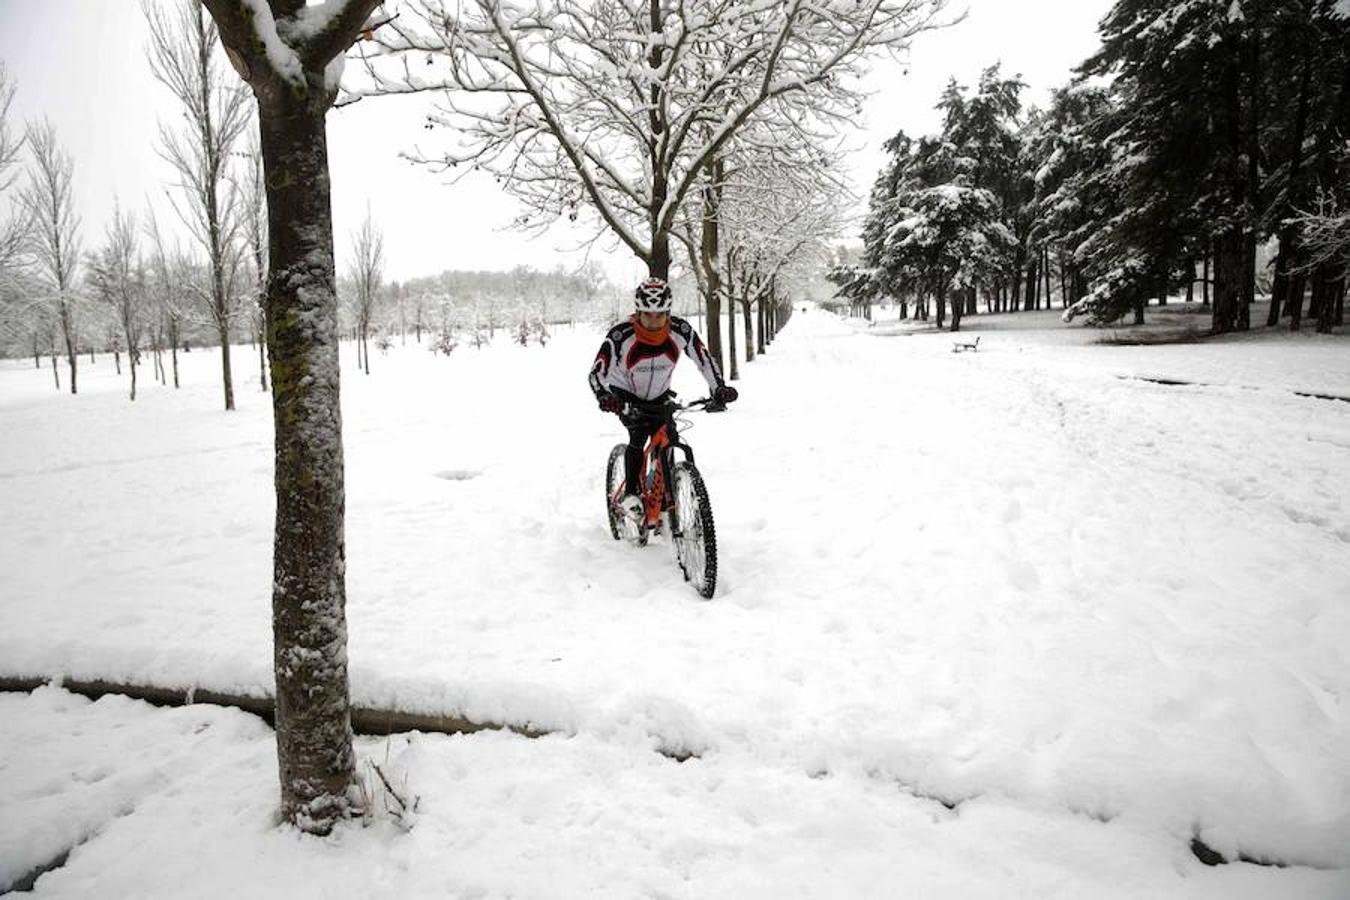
{"left": 362, "top": 0, "right": 950, "bottom": 372}
{"left": 833, "top": 0, "right": 1350, "bottom": 334}
{"left": 0, "top": 4, "right": 270, "bottom": 404}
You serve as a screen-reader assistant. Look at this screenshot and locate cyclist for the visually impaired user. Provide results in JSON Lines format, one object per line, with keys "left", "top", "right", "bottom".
{"left": 589, "top": 276, "right": 738, "bottom": 519}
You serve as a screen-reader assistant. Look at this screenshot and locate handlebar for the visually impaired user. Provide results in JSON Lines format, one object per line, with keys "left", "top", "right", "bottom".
{"left": 621, "top": 396, "right": 723, "bottom": 417}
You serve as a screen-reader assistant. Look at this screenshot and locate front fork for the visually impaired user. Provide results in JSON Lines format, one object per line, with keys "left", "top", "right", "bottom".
{"left": 645, "top": 443, "right": 695, "bottom": 527}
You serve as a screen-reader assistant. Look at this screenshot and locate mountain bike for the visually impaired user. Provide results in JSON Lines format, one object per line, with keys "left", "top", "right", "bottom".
{"left": 605, "top": 397, "right": 719, "bottom": 599}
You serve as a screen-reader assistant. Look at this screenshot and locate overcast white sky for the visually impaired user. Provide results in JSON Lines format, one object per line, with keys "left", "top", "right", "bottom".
{"left": 0, "top": 0, "right": 1112, "bottom": 285}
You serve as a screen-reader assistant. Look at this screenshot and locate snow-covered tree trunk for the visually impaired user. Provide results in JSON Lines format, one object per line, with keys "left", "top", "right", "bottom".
{"left": 726, "top": 275, "right": 738, "bottom": 382}
{"left": 756, "top": 297, "right": 766, "bottom": 355}
{"left": 237, "top": 139, "right": 270, "bottom": 391}
{"left": 742, "top": 297, "right": 754, "bottom": 364}
{"left": 700, "top": 160, "right": 725, "bottom": 373}
{"left": 1212, "top": 232, "right": 1245, "bottom": 335}
{"left": 203, "top": 0, "right": 381, "bottom": 835}
{"left": 257, "top": 100, "right": 356, "bottom": 832}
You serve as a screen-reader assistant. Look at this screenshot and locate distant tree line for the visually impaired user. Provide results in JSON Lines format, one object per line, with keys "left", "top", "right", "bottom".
{"left": 833, "top": 0, "right": 1349, "bottom": 334}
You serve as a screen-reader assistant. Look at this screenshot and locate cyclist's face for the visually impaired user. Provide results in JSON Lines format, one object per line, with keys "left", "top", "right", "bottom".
{"left": 637, "top": 310, "right": 669, "bottom": 330}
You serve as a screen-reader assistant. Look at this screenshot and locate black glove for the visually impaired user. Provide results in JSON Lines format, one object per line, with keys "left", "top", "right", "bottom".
{"left": 715, "top": 385, "right": 738, "bottom": 404}
{"left": 598, "top": 393, "right": 623, "bottom": 413}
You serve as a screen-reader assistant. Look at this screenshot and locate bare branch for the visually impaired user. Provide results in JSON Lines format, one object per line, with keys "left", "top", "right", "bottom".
{"left": 358, "top": 0, "right": 951, "bottom": 274}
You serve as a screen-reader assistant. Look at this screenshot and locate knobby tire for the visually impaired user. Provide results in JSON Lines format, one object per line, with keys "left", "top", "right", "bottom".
{"left": 606, "top": 443, "right": 648, "bottom": 545}
{"left": 605, "top": 444, "right": 625, "bottom": 541}
{"left": 672, "top": 461, "right": 717, "bottom": 599}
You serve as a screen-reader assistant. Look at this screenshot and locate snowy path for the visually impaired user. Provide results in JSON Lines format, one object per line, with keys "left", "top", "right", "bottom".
{"left": 2, "top": 309, "right": 1348, "bottom": 895}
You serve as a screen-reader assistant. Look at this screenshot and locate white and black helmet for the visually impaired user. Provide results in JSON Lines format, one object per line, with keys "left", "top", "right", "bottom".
{"left": 634, "top": 277, "right": 673, "bottom": 313}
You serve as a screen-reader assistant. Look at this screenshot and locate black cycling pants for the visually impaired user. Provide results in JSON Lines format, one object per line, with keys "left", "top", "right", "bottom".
{"left": 621, "top": 414, "right": 677, "bottom": 498}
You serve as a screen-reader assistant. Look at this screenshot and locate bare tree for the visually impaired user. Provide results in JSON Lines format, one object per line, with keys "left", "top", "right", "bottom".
{"left": 0, "top": 66, "right": 34, "bottom": 363}
{"left": 365, "top": 0, "right": 949, "bottom": 280}
{"left": 20, "top": 120, "right": 82, "bottom": 394}
{"left": 232, "top": 135, "right": 269, "bottom": 390}
{"left": 88, "top": 204, "right": 148, "bottom": 400}
{"left": 0, "top": 65, "right": 28, "bottom": 281}
{"left": 574, "top": 260, "right": 611, "bottom": 327}
{"left": 348, "top": 203, "right": 383, "bottom": 374}
{"left": 201, "top": 0, "right": 383, "bottom": 835}
{"left": 1291, "top": 193, "right": 1350, "bottom": 332}
{"left": 144, "top": 209, "right": 192, "bottom": 388}
{"left": 146, "top": 0, "right": 252, "bottom": 410}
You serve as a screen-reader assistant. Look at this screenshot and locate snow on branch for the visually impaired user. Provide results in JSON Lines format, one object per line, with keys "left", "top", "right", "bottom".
{"left": 356, "top": 0, "right": 951, "bottom": 270}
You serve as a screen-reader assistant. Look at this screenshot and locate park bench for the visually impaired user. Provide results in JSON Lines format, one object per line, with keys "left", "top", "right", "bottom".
{"left": 952, "top": 335, "right": 980, "bottom": 353}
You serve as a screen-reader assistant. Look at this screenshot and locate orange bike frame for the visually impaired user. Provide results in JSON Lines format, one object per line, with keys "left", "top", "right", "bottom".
{"left": 638, "top": 425, "right": 673, "bottom": 527}
{"left": 610, "top": 422, "right": 672, "bottom": 529}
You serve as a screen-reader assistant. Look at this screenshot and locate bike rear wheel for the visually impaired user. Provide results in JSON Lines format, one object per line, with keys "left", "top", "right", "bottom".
{"left": 606, "top": 443, "right": 647, "bottom": 545}
{"left": 670, "top": 461, "right": 717, "bottom": 598}
{"left": 605, "top": 444, "right": 626, "bottom": 541}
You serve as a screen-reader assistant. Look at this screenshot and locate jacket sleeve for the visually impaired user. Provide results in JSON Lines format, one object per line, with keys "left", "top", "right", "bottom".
{"left": 588, "top": 333, "right": 616, "bottom": 399}
{"left": 674, "top": 318, "right": 724, "bottom": 392}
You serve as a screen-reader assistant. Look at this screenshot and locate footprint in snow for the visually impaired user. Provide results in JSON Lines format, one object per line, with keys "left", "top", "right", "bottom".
{"left": 434, "top": 469, "right": 481, "bottom": 481}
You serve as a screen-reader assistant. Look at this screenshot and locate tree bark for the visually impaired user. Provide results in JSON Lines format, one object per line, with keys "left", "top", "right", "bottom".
{"left": 1212, "top": 233, "right": 1244, "bottom": 335}
{"left": 61, "top": 305, "right": 77, "bottom": 395}
{"left": 170, "top": 321, "right": 181, "bottom": 388}
{"left": 256, "top": 83, "right": 355, "bottom": 835}
{"left": 726, "top": 282, "right": 738, "bottom": 380}
{"left": 741, "top": 300, "right": 754, "bottom": 363}
{"left": 124, "top": 322, "right": 137, "bottom": 402}
{"left": 1268, "top": 56, "right": 1312, "bottom": 326}
{"left": 1212, "top": 30, "right": 1251, "bottom": 335}
{"left": 1043, "top": 248, "right": 1054, "bottom": 308}
{"left": 756, "top": 297, "right": 765, "bottom": 355}
{"left": 218, "top": 320, "right": 235, "bottom": 409}
{"left": 1316, "top": 262, "right": 1342, "bottom": 333}
{"left": 1288, "top": 270, "right": 1306, "bottom": 331}
{"left": 699, "top": 159, "right": 724, "bottom": 373}
{"left": 259, "top": 322, "right": 269, "bottom": 390}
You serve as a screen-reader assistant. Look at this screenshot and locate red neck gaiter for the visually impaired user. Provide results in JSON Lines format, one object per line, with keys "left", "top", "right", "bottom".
{"left": 630, "top": 314, "right": 670, "bottom": 346}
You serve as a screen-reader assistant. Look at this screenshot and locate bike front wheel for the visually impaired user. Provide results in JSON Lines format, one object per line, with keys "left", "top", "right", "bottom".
{"left": 670, "top": 461, "right": 717, "bottom": 598}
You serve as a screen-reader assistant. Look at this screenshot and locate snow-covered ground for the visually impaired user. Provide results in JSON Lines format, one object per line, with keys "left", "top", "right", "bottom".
{"left": 2, "top": 306, "right": 1348, "bottom": 897}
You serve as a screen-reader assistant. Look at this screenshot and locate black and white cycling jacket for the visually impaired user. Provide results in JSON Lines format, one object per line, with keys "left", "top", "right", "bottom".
{"left": 589, "top": 315, "right": 725, "bottom": 402}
